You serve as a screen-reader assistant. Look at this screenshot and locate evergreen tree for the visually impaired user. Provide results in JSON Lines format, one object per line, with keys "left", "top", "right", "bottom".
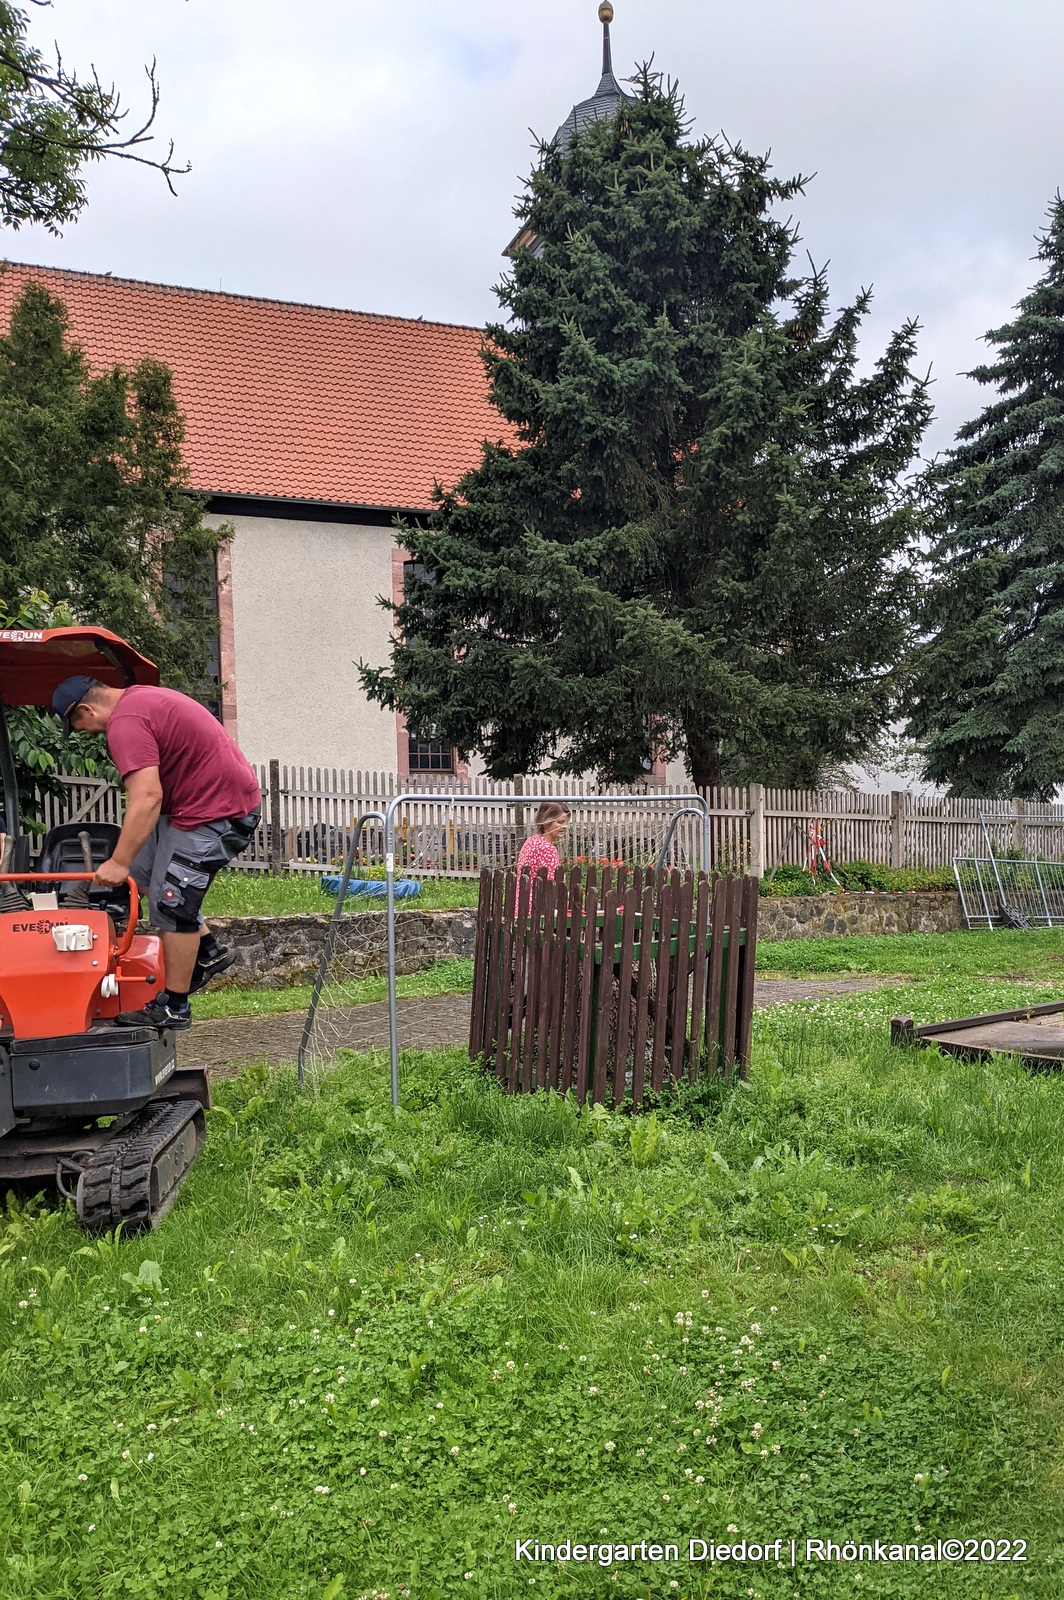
{"left": 907, "top": 199, "right": 1064, "bottom": 798}
{"left": 362, "top": 73, "right": 931, "bottom": 786}
{"left": 0, "top": 281, "right": 223, "bottom": 699}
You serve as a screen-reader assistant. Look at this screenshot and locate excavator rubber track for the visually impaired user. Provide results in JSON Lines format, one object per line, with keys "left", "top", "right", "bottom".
{"left": 76, "top": 1098, "right": 206, "bottom": 1233}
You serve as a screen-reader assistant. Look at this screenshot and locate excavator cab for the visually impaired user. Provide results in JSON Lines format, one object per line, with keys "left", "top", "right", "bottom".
{"left": 0, "top": 627, "right": 209, "bottom": 1231}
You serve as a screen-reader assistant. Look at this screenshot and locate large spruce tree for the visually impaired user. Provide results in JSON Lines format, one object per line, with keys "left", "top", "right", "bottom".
{"left": 907, "top": 199, "right": 1064, "bottom": 798}
{"left": 363, "top": 72, "right": 931, "bottom": 786}
{"left": 0, "top": 281, "right": 223, "bottom": 698}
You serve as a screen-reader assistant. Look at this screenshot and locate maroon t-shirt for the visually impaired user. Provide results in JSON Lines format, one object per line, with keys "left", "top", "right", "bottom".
{"left": 106, "top": 685, "right": 261, "bottom": 829}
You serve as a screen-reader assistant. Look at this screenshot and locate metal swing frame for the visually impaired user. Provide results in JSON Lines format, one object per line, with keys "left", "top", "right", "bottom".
{"left": 298, "top": 790, "right": 712, "bottom": 1105}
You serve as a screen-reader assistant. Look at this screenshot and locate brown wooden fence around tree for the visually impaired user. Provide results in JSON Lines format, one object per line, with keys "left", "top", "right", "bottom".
{"left": 469, "top": 865, "right": 759, "bottom": 1106}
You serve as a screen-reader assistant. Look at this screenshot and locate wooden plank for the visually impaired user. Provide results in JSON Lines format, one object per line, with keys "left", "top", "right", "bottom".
{"left": 534, "top": 874, "right": 559, "bottom": 1089}
{"left": 494, "top": 869, "right": 517, "bottom": 1087}
{"left": 630, "top": 883, "right": 655, "bottom": 1108}
{"left": 508, "top": 869, "right": 532, "bottom": 1093}
{"left": 468, "top": 866, "right": 493, "bottom": 1059}
{"left": 593, "top": 887, "right": 621, "bottom": 1103}
{"left": 521, "top": 870, "right": 548, "bottom": 1093}
{"left": 669, "top": 874, "right": 694, "bottom": 1082}
{"left": 480, "top": 866, "right": 505, "bottom": 1062}
{"left": 686, "top": 874, "right": 711, "bottom": 1081}
{"left": 574, "top": 882, "right": 599, "bottom": 1104}
{"left": 649, "top": 876, "right": 675, "bottom": 1093}
{"left": 914, "top": 999, "right": 1064, "bottom": 1037}
{"left": 704, "top": 875, "right": 727, "bottom": 1075}
{"left": 558, "top": 866, "right": 584, "bottom": 1094}
{"left": 736, "top": 874, "right": 760, "bottom": 1079}
{"left": 545, "top": 867, "right": 569, "bottom": 1090}
{"left": 931, "top": 1021, "right": 1064, "bottom": 1057}
{"left": 601, "top": 864, "right": 613, "bottom": 898}
{"left": 721, "top": 875, "right": 743, "bottom": 1076}
{"left": 611, "top": 885, "right": 637, "bottom": 1103}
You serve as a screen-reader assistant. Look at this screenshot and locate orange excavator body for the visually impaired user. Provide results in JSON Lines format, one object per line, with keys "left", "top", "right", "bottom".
{"left": 0, "top": 627, "right": 208, "bottom": 1231}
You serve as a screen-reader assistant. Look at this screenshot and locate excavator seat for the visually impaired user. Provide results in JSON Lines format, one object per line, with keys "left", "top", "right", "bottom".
{"left": 36, "top": 823, "right": 134, "bottom": 926}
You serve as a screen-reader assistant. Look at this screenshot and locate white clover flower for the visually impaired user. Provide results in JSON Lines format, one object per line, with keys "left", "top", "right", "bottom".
{"left": 77, "top": 1472, "right": 87, "bottom": 1481}
{"left": 506, "top": 1360, "right": 516, "bottom": 1370}
{"left": 450, "top": 1446, "right": 460, "bottom": 1456}
{"left": 369, "top": 1398, "right": 380, "bottom": 1407}
{"left": 121, "top": 1450, "right": 130, "bottom": 1460}
{"left": 315, "top": 1486, "right": 330, "bottom": 1495}
{"left": 604, "top": 1441, "right": 615, "bottom": 1452}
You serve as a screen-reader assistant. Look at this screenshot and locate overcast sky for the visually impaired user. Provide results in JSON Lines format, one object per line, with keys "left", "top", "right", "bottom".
{"left": 5, "top": 0, "right": 1064, "bottom": 458}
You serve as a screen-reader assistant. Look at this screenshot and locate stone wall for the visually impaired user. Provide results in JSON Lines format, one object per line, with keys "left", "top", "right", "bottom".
{"left": 207, "top": 909, "right": 478, "bottom": 990}
{"left": 757, "top": 890, "right": 964, "bottom": 942}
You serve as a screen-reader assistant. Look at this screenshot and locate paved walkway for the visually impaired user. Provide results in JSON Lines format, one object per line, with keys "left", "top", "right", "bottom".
{"left": 181, "top": 976, "right": 897, "bottom": 1077}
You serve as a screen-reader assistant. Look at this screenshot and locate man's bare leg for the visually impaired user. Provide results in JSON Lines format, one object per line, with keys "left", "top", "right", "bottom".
{"left": 161, "top": 930, "right": 200, "bottom": 992}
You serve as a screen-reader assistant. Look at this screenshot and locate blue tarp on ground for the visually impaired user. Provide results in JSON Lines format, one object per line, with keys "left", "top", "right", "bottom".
{"left": 321, "top": 876, "right": 422, "bottom": 900}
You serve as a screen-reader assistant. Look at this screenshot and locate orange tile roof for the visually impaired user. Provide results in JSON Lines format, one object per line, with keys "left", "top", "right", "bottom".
{"left": 0, "top": 262, "right": 507, "bottom": 510}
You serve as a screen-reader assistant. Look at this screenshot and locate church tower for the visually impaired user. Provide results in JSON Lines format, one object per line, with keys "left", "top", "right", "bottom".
{"left": 506, "top": 3, "right": 634, "bottom": 257}
{"left": 554, "top": 2, "right": 633, "bottom": 150}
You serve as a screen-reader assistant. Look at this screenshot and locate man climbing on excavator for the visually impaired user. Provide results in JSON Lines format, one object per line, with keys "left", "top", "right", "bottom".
{"left": 51, "top": 674, "right": 261, "bottom": 1030}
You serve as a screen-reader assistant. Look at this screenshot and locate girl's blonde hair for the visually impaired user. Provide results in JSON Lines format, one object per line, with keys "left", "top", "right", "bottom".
{"left": 533, "top": 800, "right": 570, "bottom": 836}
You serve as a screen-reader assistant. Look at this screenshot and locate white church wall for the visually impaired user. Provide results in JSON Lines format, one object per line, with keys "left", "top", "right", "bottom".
{"left": 217, "top": 512, "right": 399, "bottom": 771}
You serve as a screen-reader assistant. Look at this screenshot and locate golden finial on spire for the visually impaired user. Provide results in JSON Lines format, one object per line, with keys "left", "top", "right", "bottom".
{"left": 599, "top": 4, "right": 614, "bottom": 23}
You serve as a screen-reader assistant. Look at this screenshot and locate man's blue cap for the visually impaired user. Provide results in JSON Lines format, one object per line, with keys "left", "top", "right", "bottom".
{"left": 51, "top": 674, "right": 98, "bottom": 734}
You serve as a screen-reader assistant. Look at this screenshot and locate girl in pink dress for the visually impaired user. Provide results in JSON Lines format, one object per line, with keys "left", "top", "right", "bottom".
{"left": 515, "top": 801, "right": 570, "bottom": 912}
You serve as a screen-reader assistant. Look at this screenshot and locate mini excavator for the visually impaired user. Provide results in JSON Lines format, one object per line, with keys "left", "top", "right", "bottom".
{"left": 0, "top": 626, "right": 209, "bottom": 1232}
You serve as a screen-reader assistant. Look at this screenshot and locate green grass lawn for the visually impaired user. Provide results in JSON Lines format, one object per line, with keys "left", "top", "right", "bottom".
{"left": 3, "top": 962, "right": 1064, "bottom": 1597}
{"left": 189, "top": 959, "right": 475, "bottom": 1021}
{"left": 756, "top": 926, "right": 1064, "bottom": 981}
{"left": 203, "top": 871, "right": 480, "bottom": 917}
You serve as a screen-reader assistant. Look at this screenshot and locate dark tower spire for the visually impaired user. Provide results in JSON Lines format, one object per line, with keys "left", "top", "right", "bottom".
{"left": 600, "top": 2, "right": 615, "bottom": 82}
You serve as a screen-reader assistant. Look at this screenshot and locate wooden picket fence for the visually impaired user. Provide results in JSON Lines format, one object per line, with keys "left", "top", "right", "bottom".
{"left": 40, "top": 766, "right": 1064, "bottom": 878}
{"left": 469, "top": 865, "right": 759, "bottom": 1106}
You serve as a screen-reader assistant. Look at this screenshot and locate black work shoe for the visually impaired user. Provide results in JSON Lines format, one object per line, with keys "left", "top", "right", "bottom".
{"left": 188, "top": 944, "right": 235, "bottom": 995}
{"left": 139, "top": 993, "right": 193, "bottom": 1031}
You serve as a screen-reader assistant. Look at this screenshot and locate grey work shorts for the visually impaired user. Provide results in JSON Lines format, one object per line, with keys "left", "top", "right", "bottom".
{"left": 130, "top": 811, "right": 260, "bottom": 934}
